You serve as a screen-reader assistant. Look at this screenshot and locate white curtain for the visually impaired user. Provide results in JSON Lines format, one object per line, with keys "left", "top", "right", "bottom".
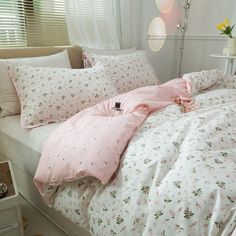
{"left": 64, "top": 0, "right": 140, "bottom": 50}
{"left": 115, "top": 0, "right": 141, "bottom": 49}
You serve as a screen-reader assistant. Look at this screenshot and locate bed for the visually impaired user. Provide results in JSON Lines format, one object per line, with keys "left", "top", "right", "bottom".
{"left": 0, "top": 47, "right": 236, "bottom": 236}
{"left": 0, "top": 46, "right": 90, "bottom": 236}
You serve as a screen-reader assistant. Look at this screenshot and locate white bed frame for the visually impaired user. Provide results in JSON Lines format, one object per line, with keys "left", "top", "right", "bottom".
{"left": 0, "top": 46, "right": 91, "bottom": 236}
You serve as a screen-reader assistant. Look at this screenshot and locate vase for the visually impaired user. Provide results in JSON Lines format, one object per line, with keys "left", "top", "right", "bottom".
{"left": 223, "top": 37, "right": 236, "bottom": 56}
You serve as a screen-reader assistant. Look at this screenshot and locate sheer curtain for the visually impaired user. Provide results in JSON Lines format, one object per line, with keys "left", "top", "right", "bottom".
{"left": 64, "top": 0, "right": 140, "bottom": 50}
{"left": 115, "top": 0, "right": 141, "bottom": 49}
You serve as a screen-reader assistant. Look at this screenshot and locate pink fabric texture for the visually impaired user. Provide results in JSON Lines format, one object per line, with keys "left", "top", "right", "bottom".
{"left": 34, "top": 79, "right": 194, "bottom": 196}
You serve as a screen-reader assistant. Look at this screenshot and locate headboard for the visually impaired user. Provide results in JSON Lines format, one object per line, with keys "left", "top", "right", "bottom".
{"left": 0, "top": 45, "right": 83, "bottom": 69}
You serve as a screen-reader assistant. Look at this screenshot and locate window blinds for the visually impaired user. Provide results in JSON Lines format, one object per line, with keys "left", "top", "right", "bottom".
{"left": 24, "top": 0, "right": 69, "bottom": 46}
{"left": 0, "top": 0, "right": 27, "bottom": 47}
{"left": 0, "top": 0, "right": 69, "bottom": 48}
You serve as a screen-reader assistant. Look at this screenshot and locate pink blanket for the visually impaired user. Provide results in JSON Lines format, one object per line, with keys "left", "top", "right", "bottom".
{"left": 34, "top": 79, "right": 194, "bottom": 197}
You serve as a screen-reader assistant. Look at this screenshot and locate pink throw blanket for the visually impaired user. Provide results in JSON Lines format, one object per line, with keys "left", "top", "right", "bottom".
{"left": 34, "top": 79, "right": 194, "bottom": 197}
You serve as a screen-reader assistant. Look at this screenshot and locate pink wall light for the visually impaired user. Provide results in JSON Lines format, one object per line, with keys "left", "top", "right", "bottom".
{"left": 155, "top": 0, "right": 175, "bottom": 13}
{"left": 148, "top": 17, "right": 166, "bottom": 52}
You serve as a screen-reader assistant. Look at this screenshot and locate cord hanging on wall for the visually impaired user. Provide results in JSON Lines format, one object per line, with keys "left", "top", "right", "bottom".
{"left": 177, "top": 0, "right": 192, "bottom": 77}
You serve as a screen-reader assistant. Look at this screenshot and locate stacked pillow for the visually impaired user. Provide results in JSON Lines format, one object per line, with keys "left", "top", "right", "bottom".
{"left": 84, "top": 50, "right": 160, "bottom": 94}
{"left": 1, "top": 49, "right": 159, "bottom": 129}
{"left": 7, "top": 62, "right": 117, "bottom": 128}
{"left": 0, "top": 50, "right": 71, "bottom": 117}
{"left": 82, "top": 47, "right": 136, "bottom": 67}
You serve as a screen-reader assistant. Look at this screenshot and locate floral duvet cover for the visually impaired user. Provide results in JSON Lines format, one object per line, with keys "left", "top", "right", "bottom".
{"left": 51, "top": 71, "right": 236, "bottom": 236}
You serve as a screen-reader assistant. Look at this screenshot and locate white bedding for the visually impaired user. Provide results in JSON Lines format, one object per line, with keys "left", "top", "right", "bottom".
{"left": 0, "top": 116, "right": 61, "bottom": 175}
{"left": 50, "top": 74, "right": 236, "bottom": 236}
{"left": 1, "top": 73, "right": 236, "bottom": 236}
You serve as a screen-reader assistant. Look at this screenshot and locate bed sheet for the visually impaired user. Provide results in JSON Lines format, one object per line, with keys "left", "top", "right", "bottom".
{"left": 51, "top": 77, "right": 236, "bottom": 236}
{"left": 0, "top": 115, "right": 60, "bottom": 175}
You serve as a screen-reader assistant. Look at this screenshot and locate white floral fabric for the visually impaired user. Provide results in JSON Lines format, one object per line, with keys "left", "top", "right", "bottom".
{"left": 85, "top": 51, "right": 160, "bottom": 93}
{"left": 49, "top": 72, "right": 236, "bottom": 236}
{"left": 183, "top": 69, "right": 224, "bottom": 96}
{"left": 7, "top": 63, "right": 117, "bottom": 128}
{"left": 0, "top": 50, "right": 71, "bottom": 118}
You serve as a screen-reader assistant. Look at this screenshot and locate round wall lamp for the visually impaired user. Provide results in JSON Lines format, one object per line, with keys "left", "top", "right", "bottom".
{"left": 155, "top": 0, "right": 175, "bottom": 13}
{"left": 148, "top": 17, "right": 166, "bottom": 52}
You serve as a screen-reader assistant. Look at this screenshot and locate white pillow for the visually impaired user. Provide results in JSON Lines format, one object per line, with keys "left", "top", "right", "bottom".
{"left": 82, "top": 47, "right": 136, "bottom": 68}
{"left": 82, "top": 47, "right": 136, "bottom": 55}
{"left": 7, "top": 63, "right": 118, "bottom": 128}
{"left": 85, "top": 50, "right": 160, "bottom": 93}
{"left": 183, "top": 70, "right": 223, "bottom": 95}
{"left": 0, "top": 50, "right": 71, "bottom": 118}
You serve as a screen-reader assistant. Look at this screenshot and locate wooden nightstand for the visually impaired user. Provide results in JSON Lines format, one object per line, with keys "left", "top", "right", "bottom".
{"left": 0, "top": 161, "right": 24, "bottom": 236}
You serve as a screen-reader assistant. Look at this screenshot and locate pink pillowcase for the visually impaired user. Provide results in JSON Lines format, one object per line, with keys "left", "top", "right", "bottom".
{"left": 7, "top": 62, "right": 118, "bottom": 128}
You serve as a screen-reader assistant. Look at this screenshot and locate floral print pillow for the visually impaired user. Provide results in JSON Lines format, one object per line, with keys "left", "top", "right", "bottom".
{"left": 183, "top": 69, "right": 224, "bottom": 95}
{"left": 85, "top": 50, "right": 160, "bottom": 93}
{"left": 7, "top": 62, "right": 118, "bottom": 128}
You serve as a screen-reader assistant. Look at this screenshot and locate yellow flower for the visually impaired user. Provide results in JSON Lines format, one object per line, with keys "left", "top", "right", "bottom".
{"left": 217, "top": 24, "right": 222, "bottom": 30}
{"left": 217, "top": 23, "right": 226, "bottom": 31}
{"left": 217, "top": 18, "right": 234, "bottom": 38}
{"left": 223, "top": 19, "right": 230, "bottom": 27}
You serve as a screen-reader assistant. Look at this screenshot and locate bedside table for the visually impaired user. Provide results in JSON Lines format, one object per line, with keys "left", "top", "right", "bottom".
{"left": 0, "top": 161, "right": 24, "bottom": 236}
{"left": 210, "top": 54, "right": 236, "bottom": 75}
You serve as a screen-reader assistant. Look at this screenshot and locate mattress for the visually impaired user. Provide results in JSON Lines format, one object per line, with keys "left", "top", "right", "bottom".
{"left": 0, "top": 115, "right": 61, "bottom": 176}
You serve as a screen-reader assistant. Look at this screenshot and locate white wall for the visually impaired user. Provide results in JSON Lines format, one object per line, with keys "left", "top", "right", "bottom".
{"left": 140, "top": 0, "right": 179, "bottom": 83}
{"left": 141, "top": 0, "right": 236, "bottom": 83}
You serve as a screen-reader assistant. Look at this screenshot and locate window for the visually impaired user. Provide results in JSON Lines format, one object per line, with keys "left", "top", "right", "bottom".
{"left": 0, "top": 0, "right": 69, "bottom": 48}
{"left": 0, "top": 1, "right": 27, "bottom": 47}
